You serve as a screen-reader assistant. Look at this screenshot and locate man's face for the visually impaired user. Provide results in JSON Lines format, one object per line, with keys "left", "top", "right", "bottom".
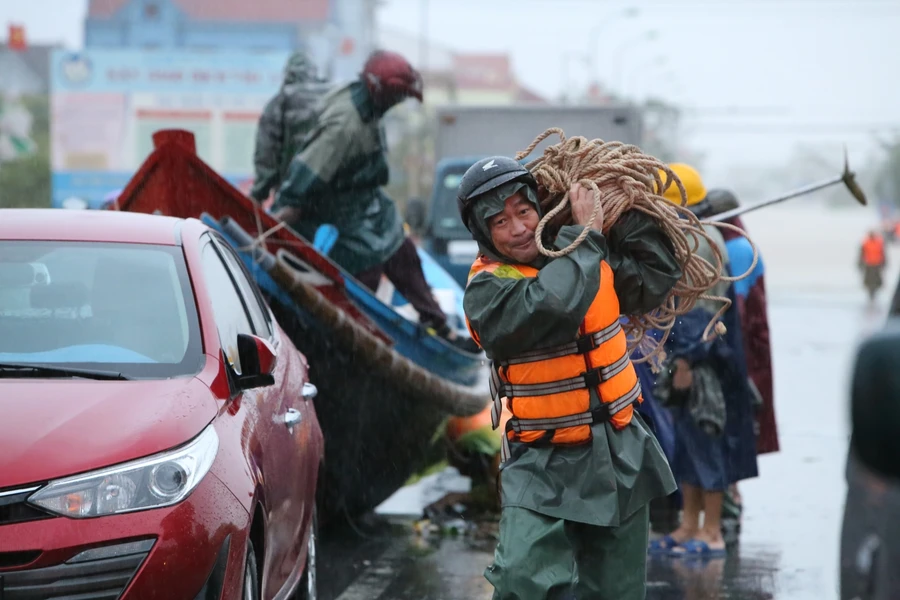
{"left": 488, "top": 192, "right": 540, "bottom": 263}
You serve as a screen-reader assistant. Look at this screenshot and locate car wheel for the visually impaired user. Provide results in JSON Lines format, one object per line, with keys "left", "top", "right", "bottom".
{"left": 296, "top": 506, "right": 318, "bottom": 600}
{"left": 244, "top": 538, "right": 260, "bottom": 600}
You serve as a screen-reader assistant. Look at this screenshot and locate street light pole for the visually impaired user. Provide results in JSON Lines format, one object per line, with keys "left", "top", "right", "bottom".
{"left": 612, "top": 29, "right": 659, "bottom": 99}
{"left": 588, "top": 7, "right": 640, "bottom": 87}
{"left": 410, "top": 0, "right": 429, "bottom": 200}
{"left": 419, "top": 0, "right": 428, "bottom": 72}
{"left": 561, "top": 52, "right": 591, "bottom": 103}
{"left": 623, "top": 55, "right": 667, "bottom": 100}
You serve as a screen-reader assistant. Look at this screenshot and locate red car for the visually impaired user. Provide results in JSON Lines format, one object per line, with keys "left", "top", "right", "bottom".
{"left": 0, "top": 209, "right": 324, "bottom": 599}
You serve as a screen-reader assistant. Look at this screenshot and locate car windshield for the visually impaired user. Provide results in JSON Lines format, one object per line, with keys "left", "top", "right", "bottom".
{"left": 430, "top": 170, "right": 471, "bottom": 239}
{"left": 0, "top": 241, "right": 202, "bottom": 379}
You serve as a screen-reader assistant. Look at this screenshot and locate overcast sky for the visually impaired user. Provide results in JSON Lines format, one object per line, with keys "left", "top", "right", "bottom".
{"left": 4, "top": 0, "right": 899, "bottom": 186}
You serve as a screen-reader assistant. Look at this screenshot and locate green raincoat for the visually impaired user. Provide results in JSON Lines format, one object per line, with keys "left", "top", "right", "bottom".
{"left": 273, "top": 81, "right": 405, "bottom": 274}
{"left": 463, "top": 181, "right": 680, "bottom": 599}
{"left": 250, "top": 51, "right": 331, "bottom": 203}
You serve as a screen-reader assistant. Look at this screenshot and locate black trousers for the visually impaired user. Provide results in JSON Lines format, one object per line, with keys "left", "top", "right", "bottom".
{"left": 355, "top": 237, "right": 447, "bottom": 331}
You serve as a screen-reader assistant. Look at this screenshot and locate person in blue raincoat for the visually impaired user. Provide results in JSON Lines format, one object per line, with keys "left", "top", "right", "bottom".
{"left": 649, "top": 163, "right": 759, "bottom": 557}
{"left": 627, "top": 326, "right": 674, "bottom": 463}
{"left": 631, "top": 326, "right": 681, "bottom": 534}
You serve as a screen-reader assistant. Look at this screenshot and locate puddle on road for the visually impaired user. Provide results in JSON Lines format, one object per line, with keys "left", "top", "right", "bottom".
{"left": 647, "top": 545, "right": 783, "bottom": 599}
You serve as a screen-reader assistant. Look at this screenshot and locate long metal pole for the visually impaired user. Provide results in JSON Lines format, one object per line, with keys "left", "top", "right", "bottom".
{"left": 705, "top": 153, "right": 867, "bottom": 222}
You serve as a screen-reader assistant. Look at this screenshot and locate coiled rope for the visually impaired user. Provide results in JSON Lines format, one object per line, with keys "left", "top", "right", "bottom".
{"left": 515, "top": 128, "right": 758, "bottom": 368}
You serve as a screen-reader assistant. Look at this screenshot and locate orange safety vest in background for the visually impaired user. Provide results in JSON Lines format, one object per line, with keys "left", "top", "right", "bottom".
{"left": 862, "top": 236, "right": 885, "bottom": 267}
{"left": 465, "top": 256, "right": 642, "bottom": 457}
{"left": 446, "top": 402, "right": 512, "bottom": 444}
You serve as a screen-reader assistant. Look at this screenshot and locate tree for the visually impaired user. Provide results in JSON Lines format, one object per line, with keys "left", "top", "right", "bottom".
{"left": 874, "top": 135, "right": 900, "bottom": 208}
{"left": 0, "top": 95, "right": 50, "bottom": 208}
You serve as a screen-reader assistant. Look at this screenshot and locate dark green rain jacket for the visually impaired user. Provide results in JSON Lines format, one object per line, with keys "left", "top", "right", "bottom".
{"left": 250, "top": 51, "right": 332, "bottom": 203}
{"left": 463, "top": 181, "right": 680, "bottom": 526}
{"left": 273, "top": 81, "right": 404, "bottom": 274}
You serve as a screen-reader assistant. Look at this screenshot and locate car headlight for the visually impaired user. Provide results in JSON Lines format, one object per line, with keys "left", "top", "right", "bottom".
{"left": 28, "top": 425, "right": 218, "bottom": 518}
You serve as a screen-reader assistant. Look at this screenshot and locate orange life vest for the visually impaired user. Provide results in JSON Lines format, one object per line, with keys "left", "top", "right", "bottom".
{"left": 446, "top": 402, "right": 512, "bottom": 443}
{"left": 862, "top": 235, "right": 885, "bottom": 267}
{"left": 465, "top": 256, "right": 642, "bottom": 460}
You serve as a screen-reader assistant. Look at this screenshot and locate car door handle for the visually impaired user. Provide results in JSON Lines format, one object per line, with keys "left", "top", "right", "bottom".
{"left": 283, "top": 408, "right": 302, "bottom": 429}
{"left": 302, "top": 382, "right": 318, "bottom": 400}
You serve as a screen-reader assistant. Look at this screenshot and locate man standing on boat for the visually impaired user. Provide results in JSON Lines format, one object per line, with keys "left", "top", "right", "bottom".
{"left": 271, "top": 50, "right": 476, "bottom": 352}
{"left": 457, "top": 156, "right": 681, "bottom": 599}
{"left": 250, "top": 50, "right": 331, "bottom": 206}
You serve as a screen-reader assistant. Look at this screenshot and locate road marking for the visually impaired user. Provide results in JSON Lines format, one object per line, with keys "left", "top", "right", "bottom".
{"left": 334, "top": 543, "right": 407, "bottom": 600}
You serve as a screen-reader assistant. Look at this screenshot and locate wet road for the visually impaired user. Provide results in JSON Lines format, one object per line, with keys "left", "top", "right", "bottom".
{"left": 317, "top": 205, "right": 897, "bottom": 600}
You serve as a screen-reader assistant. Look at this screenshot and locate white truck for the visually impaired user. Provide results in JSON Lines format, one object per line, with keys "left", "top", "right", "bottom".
{"left": 410, "top": 105, "right": 645, "bottom": 287}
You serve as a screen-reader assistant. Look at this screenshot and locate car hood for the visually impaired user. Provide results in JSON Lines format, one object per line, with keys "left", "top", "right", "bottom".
{"left": 0, "top": 377, "right": 219, "bottom": 489}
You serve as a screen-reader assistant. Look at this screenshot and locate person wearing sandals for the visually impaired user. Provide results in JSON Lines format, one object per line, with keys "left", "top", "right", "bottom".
{"left": 648, "top": 164, "right": 759, "bottom": 558}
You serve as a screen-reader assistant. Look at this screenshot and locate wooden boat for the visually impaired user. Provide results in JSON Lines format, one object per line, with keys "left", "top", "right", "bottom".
{"left": 112, "top": 129, "right": 489, "bottom": 522}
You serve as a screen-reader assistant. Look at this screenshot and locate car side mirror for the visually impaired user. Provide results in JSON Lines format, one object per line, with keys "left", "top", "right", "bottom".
{"left": 849, "top": 318, "right": 900, "bottom": 480}
{"left": 405, "top": 197, "right": 427, "bottom": 234}
{"left": 235, "top": 333, "right": 277, "bottom": 390}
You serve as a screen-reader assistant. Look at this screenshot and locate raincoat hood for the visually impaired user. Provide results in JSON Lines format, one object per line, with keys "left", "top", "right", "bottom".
{"left": 469, "top": 181, "right": 547, "bottom": 267}
{"left": 283, "top": 51, "right": 320, "bottom": 87}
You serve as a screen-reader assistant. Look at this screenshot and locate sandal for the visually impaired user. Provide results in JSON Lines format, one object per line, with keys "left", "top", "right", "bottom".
{"left": 648, "top": 535, "right": 682, "bottom": 554}
{"left": 671, "top": 538, "right": 727, "bottom": 558}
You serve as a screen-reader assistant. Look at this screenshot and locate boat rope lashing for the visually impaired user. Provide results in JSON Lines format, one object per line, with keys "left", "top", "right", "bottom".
{"left": 239, "top": 203, "right": 289, "bottom": 261}
{"left": 514, "top": 128, "right": 756, "bottom": 369}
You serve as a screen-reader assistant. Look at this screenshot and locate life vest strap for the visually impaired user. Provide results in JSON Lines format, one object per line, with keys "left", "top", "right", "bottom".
{"left": 497, "top": 321, "right": 623, "bottom": 367}
{"left": 497, "top": 381, "right": 641, "bottom": 465}
{"left": 488, "top": 351, "right": 632, "bottom": 431}
{"left": 489, "top": 364, "right": 503, "bottom": 429}
{"left": 508, "top": 380, "right": 640, "bottom": 433}
{"left": 498, "top": 354, "right": 631, "bottom": 399}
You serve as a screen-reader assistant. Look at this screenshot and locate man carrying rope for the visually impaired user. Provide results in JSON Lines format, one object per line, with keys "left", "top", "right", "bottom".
{"left": 269, "top": 50, "right": 476, "bottom": 352}
{"left": 458, "top": 155, "right": 681, "bottom": 599}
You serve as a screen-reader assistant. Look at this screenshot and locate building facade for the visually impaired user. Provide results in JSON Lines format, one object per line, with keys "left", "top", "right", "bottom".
{"left": 84, "top": 0, "right": 376, "bottom": 82}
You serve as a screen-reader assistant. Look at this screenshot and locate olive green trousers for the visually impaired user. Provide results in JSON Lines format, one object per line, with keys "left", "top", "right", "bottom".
{"left": 485, "top": 504, "right": 650, "bottom": 599}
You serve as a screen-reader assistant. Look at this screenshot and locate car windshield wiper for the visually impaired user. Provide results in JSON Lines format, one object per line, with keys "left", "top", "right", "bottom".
{"left": 0, "top": 362, "right": 131, "bottom": 381}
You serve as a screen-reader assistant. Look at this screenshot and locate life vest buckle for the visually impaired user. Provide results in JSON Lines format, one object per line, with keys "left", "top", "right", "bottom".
{"left": 592, "top": 403, "right": 611, "bottom": 423}
{"left": 582, "top": 368, "right": 602, "bottom": 389}
{"left": 575, "top": 334, "right": 597, "bottom": 354}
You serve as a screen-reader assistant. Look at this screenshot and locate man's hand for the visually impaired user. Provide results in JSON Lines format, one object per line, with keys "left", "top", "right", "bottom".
{"left": 672, "top": 358, "right": 693, "bottom": 391}
{"left": 569, "top": 183, "right": 604, "bottom": 231}
{"left": 272, "top": 205, "right": 301, "bottom": 222}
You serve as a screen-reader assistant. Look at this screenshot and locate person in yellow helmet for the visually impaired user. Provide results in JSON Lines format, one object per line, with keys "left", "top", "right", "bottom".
{"left": 648, "top": 163, "right": 759, "bottom": 557}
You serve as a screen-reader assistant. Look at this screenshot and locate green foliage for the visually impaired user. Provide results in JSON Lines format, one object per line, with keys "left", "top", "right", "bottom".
{"left": 875, "top": 136, "right": 900, "bottom": 207}
{"left": 0, "top": 95, "right": 51, "bottom": 209}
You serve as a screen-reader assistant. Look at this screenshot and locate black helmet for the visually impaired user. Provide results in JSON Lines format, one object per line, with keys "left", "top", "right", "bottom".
{"left": 706, "top": 188, "right": 739, "bottom": 216}
{"left": 457, "top": 156, "right": 537, "bottom": 233}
